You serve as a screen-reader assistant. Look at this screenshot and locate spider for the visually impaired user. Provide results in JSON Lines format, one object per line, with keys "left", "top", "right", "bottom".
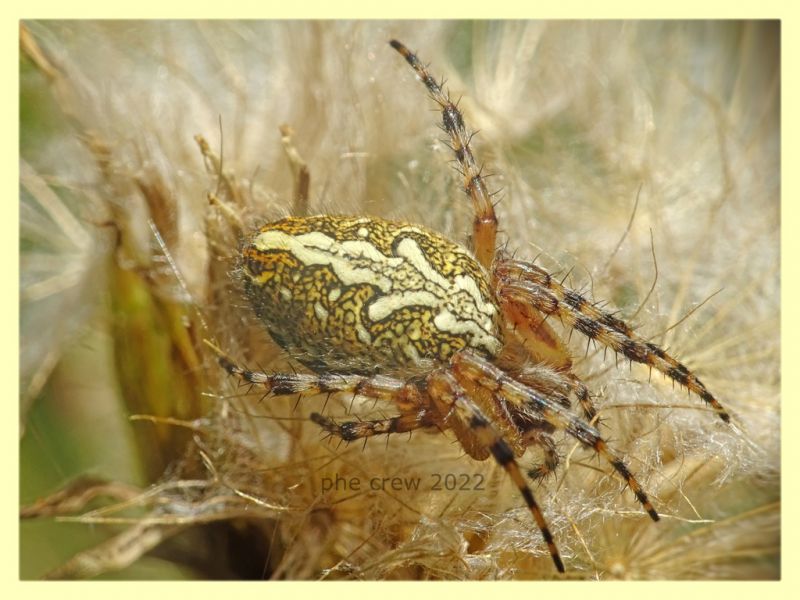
{"left": 207, "top": 39, "right": 731, "bottom": 574}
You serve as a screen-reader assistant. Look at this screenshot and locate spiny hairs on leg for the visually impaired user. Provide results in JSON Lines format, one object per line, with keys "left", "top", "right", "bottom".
{"left": 450, "top": 351, "right": 660, "bottom": 522}
{"left": 427, "top": 369, "right": 565, "bottom": 573}
{"left": 310, "top": 410, "right": 437, "bottom": 442}
{"left": 204, "top": 339, "right": 406, "bottom": 402}
{"left": 390, "top": 39, "right": 498, "bottom": 270}
{"left": 522, "top": 427, "right": 560, "bottom": 481}
{"left": 495, "top": 261, "right": 731, "bottom": 423}
{"left": 513, "top": 357, "right": 599, "bottom": 422}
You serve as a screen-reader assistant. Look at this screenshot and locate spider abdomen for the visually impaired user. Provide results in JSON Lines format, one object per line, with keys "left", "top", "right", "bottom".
{"left": 242, "top": 215, "right": 503, "bottom": 373}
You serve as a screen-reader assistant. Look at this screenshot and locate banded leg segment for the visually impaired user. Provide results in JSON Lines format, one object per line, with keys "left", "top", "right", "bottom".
{"left": 564, "top": 374, "right": 597, "bottom": 423}
{"left": 517, "top": 366, "right": 598, "bottom": 424}
{"left": 495, "top": 260, "right": 730, "bottom": 422}
{"left": 390, "top": 40, "right": 498, "bottom": 270}
{"left": 427, "top": 370, "right": 565, "bottom": 573}
{"left": 310, "top": 410, "right": 438, "bottom": 441}
{"left": 450, "top": 351, "right": 660, "bottom": 522}
{"left": 523, "top": 427, "right": 560, "bottom": 481}
{"left": 205, "top": 340, "right": 415, "bottom": 406}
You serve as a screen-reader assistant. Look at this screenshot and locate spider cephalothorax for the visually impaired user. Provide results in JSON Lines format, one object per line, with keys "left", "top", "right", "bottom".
{"left": 209, "top": 39, "right": 731, "bottom": 574}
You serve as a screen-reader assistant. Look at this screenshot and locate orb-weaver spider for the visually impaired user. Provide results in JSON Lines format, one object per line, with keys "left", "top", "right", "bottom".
{"left": 208, "top": 39, "right": 731, "bottom": 574}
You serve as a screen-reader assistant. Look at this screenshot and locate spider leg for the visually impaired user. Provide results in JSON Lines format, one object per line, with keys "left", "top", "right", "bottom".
{"left": 310, "top": 409, "right": 437, "bottom": 441}
{"left": 498, "top": 292, "right": 573, "bottom": 371}
{"left": 519, "top": 367, "right": 597, "bottom": 424}
{"left": 279, "top": 123, "right": 310, "bottom": 216}
{"left": 426, "top": 369, "right": 565, "bottom": 574}
{"left": 498, "top": 292, "right": 599, "bottom": 421}
{"left": 563, "top": 374, "right": 597, "bottom": 423}
{"left": 495, "top": 260, "right": 731, "bottom": 422}
{"left": 450, "top": 351, "right": 660, "bottom": 522}
{"left": 390, "top": 40, "right": 497, "bottom": 270}
{"left": 205, "top": 340, "right": 418, "bottom": 407}
{"left": 522, "top": 425, "right": 560, "bottom": 482}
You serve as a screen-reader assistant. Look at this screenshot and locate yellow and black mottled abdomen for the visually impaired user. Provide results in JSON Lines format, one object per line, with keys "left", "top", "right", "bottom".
{"left": 242, "top": 215, "right": 503, "bottom": 374}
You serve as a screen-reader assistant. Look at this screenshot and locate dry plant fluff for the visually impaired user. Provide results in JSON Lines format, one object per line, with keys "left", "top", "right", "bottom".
{"left": 20, "top": 21, "right": 779, "bottom": 580}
